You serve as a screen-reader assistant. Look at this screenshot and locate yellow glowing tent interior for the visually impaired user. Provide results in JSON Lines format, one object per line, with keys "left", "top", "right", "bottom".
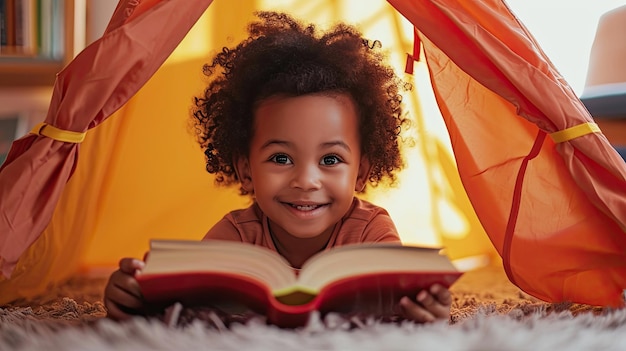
{"left": 1, "top": 0, "right": 625, "bottom": 307}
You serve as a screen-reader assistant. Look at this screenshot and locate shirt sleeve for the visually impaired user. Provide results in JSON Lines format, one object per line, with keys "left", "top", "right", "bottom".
{"left": 202, "top": 217, "right": 244, "bottom": 242}
{"left": 361, "top": 213, "right": 402, "bottom": 243}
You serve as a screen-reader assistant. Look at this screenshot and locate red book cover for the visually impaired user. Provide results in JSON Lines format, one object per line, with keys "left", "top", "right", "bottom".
{"left": 136, "top": 240, "right": 463, "bottom": 327}
{"left": 137, "top": 269, "right": 462, "bottom": 328}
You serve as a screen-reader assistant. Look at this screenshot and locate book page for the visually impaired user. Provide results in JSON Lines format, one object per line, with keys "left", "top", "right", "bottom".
{"left": 144, "top": 240, "right": 297, "bottom": 290}
{"left": 296, "top": 243, "right": 457, "bottom": 290}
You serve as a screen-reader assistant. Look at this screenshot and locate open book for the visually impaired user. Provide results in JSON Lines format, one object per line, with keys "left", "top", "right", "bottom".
{"left": 137, "top": 239, "right": 463, "bottom": 327}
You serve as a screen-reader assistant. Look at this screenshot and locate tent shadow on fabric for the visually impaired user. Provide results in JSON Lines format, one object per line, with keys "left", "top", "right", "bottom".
{"left": 1, "top": 0, "right": 625, "bottom": 308}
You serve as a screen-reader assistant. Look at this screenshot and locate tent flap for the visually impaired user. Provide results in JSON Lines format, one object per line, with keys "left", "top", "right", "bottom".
{"left": 388, "top": 0, "right": 626, "bottom": 306}
{"left": 0, "top": 0, "right": 214, "bottom": 276}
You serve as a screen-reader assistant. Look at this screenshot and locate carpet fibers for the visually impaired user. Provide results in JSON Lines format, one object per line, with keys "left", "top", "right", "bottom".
{"left": 1, "top": 265, "right": 624, "bottom": 350}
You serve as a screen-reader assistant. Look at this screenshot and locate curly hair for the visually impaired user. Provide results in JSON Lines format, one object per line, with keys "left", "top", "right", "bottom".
{"left": 191, "top": 11, "right": 409, "bottom": 195}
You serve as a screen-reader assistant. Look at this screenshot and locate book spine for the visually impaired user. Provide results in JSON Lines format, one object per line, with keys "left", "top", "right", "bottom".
{"left": 0, "top": 0, "right": 6, "bottom": 48}
{"left": 35, "top": 0, "right": 39, "bottom": 53}
{"left": 266, "top": 297, "right": 317, "bottom": 328}
{"left": 13, "top": 0, "right": 20, "bottom": 49}
{"left": 39, "top": 0, "right": 50, "bottom": 57}
{"left": 1, "top": 0, "right": 37, "bottom": 56}
{"left": 49, "top": 0, "right": 61, "bottom": 59}
{"left": 4, "top": 0, "right": 15, "bottom": 53}
{"left": 23, "top": 0, "right": 37, "bottom": 55}
{"left": 14, "top": 0, "right": 36, "bottom": 55}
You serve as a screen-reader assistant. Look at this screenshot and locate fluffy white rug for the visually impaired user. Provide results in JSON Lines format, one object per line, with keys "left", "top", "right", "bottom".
{"left": 3, "top": 307, "right": 626, "bottom": 351}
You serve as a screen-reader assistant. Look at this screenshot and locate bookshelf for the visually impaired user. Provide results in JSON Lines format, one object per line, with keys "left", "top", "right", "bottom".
{"left": 0, "top": 0, "right": 76, "bottom": 87}
{"left": 0, "top": 0, "right": 113, "bottom": 154}
{"left": 0, "top": 86, "right": 51, "bottom": 162}
{"left": 0, "top": 0, "right": 85, "bottom": 161}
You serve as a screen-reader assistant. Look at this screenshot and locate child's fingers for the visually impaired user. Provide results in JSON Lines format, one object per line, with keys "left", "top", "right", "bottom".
{"left": 118, "top": 258, "right": 145, "bottom": 274}
{"left": 107, "top": 268, "right": 143, "bottom": 300}
{"left": 114, "top": 281, "right": 143, "bottom": 303}
{"left": 104, "top": 298, "right": 130, "bottom": 321}
{"left": 399, "top": 296, "right": 436, "bottom": 323}
{"left": 104, "top": 281, "right": 144, "bottom": 321}
{"left": 104, "top": 259, "right": 146, "bottom": 321}
{"left": 106, "top": 271, "right": 144, "bottom": 303}
{"left": 429, "top": 284, "right": 452, "bottom": 305}
{"left": 104, "top": 297, "right": 133, "bottom": 321}
{"left": 416, "top": 288, "right": 450, "bottom": 319}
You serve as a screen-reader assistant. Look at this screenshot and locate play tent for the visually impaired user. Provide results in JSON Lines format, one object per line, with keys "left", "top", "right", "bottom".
{"left": 1, "top": 0, "right": 625, "bottom": 307}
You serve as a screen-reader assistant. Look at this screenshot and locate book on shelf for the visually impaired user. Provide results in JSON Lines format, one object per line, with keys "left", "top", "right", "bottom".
{"left": 0, "top": 0, "right": 63, "bottom": 58}
{"left": 136, "top": 239, "right": 463, "bottom": 328}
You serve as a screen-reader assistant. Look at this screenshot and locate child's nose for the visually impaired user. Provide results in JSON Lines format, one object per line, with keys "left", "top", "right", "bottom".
{"left": 290, "top": 164, "right": 322, "bottom": 191}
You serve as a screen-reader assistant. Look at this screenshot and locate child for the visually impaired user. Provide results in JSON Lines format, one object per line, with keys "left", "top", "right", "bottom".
{"left": 104, "top": 11, "right": 452, "bottom": 324}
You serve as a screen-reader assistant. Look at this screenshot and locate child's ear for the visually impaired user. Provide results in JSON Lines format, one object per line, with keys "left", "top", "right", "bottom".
{"left": 355, "top": 156, "right": 371, "bottom": 192}
{"left": 235, "top": 156, "right": 253, "bottom": 193}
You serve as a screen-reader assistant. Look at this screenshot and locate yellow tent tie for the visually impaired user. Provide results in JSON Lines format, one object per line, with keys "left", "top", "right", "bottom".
{"left": 549, "top": 122, "right": 600, "bottom": 143}
{"left": 30, "top": 123, "right": 86, "bottom": 143}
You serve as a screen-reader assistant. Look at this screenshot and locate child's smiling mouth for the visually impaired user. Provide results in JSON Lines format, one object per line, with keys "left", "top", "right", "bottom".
{"left": 281, "top": 202, "right": 329, "bottom": 213}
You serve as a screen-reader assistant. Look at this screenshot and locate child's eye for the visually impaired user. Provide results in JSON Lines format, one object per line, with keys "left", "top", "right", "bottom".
{"left": 269, "top": 154, "right": 292, "bottom": 165}
{"left": 320, "top": 155, "right": 342, "bottom": 166}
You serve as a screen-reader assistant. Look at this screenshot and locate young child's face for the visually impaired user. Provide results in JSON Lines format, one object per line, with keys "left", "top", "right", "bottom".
{"left": 238, "top": 93, "right": 369, "bottom": 239}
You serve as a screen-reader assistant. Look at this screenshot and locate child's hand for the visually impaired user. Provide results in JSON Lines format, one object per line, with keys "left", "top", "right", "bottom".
{"left": 398, "top": 284, "right": 451, "bottom": 323}
{"left": 104, "top": 258, "right": 145, "bottom": 321}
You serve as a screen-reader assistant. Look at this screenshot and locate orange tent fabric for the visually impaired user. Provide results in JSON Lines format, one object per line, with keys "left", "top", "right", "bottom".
{"left": 388, "top": 0, "right": 626, "bottom": 305}
{"left": 0, "top": 0, "right": 625, "bottom": 307}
